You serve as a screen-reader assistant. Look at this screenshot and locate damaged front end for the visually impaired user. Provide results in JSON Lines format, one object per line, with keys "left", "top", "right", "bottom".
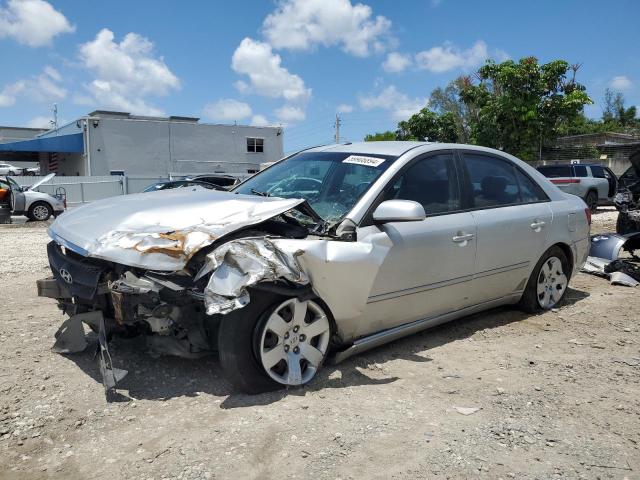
{"left": 36, "top": 191, "right": 371, "bottom": 393}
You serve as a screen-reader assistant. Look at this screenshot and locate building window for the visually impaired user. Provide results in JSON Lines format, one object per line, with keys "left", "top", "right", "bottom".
{"left": 247, "top": 137, "right": 264, "bottom": 153}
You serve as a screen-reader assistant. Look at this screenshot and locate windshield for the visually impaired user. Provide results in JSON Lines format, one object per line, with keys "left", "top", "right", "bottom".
{"left": 234, "top": 151, "right": 397, "bottom": 222}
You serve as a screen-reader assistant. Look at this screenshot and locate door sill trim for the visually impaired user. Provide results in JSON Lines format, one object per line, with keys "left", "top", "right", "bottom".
{"left": 332, "top": 294, "right": 521, "bottom": 364}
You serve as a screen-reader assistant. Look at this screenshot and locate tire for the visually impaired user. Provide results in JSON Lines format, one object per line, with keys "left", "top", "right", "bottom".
{"left": 585, "top": 190, "right": 598, "bottom": 213}
{"left": 616, "top": 213, "right": 639, "bottom": 235}
{"left": 27, "top": 202, "right": 52, "bottom": 221}
{"left": 518, "top": 246, "right": 570, "bottom": 313}
{"left": 8, "top": 170, "right": 16, "bottom": 176}
{"left": 218, "top": 289, "right": 332, "bottom": 394}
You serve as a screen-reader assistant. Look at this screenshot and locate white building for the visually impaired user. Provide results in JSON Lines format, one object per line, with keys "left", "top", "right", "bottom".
{"left": 0, "top": 111, "right": 284, "bottom": 178}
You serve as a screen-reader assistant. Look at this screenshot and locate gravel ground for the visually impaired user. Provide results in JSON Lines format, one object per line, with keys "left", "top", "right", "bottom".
{"left": 0, "top": 208, "right": 638, "bottom": 480}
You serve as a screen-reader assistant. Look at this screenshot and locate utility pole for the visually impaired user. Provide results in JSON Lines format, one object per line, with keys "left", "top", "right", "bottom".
{"left": 52, "top": 103, "right": 58, "bottom": 134}
{"left": 334, "top": 113, "right": 341, "bottom": 143}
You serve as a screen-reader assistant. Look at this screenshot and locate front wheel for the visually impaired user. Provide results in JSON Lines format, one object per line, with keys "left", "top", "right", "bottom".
{"left": 28, "top": 202, "right": 52, "bottom": 221}
{"left": 218, "top": 291, "right": 332, "bottom": 394}
{"left": 519, "top": 246, "right": 570, "bottom": 313}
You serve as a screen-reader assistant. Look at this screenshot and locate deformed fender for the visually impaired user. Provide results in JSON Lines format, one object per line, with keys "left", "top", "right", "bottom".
{"left": 200, "top": 229, "right": 393, "bottom": 321}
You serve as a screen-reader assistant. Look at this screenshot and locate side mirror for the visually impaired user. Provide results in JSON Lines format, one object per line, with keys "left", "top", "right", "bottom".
{"left": 372, "top": 200, "right": 426, "bottom": 224}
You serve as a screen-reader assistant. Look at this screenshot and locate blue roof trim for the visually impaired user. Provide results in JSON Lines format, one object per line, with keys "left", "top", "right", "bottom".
{"left": 0, "top": 132, "right": 84, "bottom": 153}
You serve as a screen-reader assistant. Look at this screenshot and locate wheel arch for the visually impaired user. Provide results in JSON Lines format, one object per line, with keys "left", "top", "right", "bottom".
{"left": 550, "top": 242, "right": 574, "bottom": 279}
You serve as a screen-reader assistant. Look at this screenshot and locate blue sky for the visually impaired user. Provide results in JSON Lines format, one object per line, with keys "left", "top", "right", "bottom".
{"left": 0, "top": 0, "right": 638, "bottom": 153}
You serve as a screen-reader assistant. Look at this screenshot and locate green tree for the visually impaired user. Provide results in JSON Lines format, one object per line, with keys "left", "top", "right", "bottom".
{"left": 396, "top": 109, "right": 458, "bottom": 142}
{"left": 364, "top": 130, "right": 397, "bottom": 141}
{"left": 460, "top": 57, "right": 592, "bottom": 160}
{"left": 428, "top": 77, "right": 472, "bottom": 142}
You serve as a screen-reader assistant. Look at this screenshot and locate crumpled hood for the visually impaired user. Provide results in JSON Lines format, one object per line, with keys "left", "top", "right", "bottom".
{"left": 48, "top": 188, "right": 304, "bottom": 271}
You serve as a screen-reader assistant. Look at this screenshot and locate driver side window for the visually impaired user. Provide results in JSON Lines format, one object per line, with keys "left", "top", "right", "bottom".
{"left": 388, "top": 153, "right": 461, "bottom": 215}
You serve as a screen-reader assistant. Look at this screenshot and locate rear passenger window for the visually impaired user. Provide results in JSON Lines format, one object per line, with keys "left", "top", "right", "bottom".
{"left": 590, "top": 165, "right": 606, "bottom": 178}
{"left": 514, "top": 168, "right": 548, "bottom": 203}
{"left": 463, "top": 153, "right": 546, "bottom": 208}
{"left": 573, "top": 165, "right": 588, "bottom": 177}
{"left": 389, "top": 153, "right": 461, "bottom": 215}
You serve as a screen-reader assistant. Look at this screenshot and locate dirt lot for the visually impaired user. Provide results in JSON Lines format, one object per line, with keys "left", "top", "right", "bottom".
{"left": 0, "top": 209, "right": 638, "bottom": 480}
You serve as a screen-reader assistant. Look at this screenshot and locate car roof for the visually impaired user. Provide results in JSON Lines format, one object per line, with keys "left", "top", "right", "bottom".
{"left": 305, "top": 141, "right": 431, "bottom": 156}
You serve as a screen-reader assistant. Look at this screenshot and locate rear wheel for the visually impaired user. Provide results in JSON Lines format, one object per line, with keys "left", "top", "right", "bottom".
{"left": 218, "top": 290, "right": 331, "bottom": 394}
{"left": 28, "top": 202, "right": 52, "bottom": 221}
{"left": 585, "top": 190, "right": 598, "bottom": 213}
{"left": 519, "top": 246, "right": 570, "bottom": 313}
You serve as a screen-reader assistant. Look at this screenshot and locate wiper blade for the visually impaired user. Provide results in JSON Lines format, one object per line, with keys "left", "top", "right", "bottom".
{"left": 251, "top": 188, "right": 270, "bottom": 197}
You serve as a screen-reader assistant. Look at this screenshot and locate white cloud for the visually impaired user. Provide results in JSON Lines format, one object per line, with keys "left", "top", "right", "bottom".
{"left": 203, "top": 98, "right": 252, "bottom": 122}
{"left": 275, "top": 105, "right": 306, "bottom": 123}
{"left": 25, "top": 115, "right": 52, "bottom": 128}
{"left": 359, "top": 85, "right": 426, "bottom": 121}
{"left": 79, "top": 28, "right": 180, "bottom": 115}
{"left": 0, "top": 66, "right": 66, "bottom": 108}
{"left": 610, "top": 75, "right": 633, "bottom": 91}
{"left": 251, "top": 114, "right": 271, "bottom": 127}
{"left": 262, "top": 0, "right": 392, "bottom": 57}
{"left": 232, "top": 37, "right": 311, "bottom": 104}
{"left": 0, "top": 0, "right": 74, "bottom": 47}
{"left": 415, "top": 40, "right": 488, "bottom": 73}
{"left": 337, "top": 103, "right": 353, "bottom": 113}
{"left": 382, "top": 52, "right": 412, "bottom": 73}
{"left": 0, "top": 80, "right": 25, "bottom": 107}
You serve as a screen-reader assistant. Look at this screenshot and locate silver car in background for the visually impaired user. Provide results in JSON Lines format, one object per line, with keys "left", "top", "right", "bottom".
{"left": 38, "top": 142, "right": 590, "bottom": 393}
{"left": 1, "top": 173, "right": 65, "bottom": 221}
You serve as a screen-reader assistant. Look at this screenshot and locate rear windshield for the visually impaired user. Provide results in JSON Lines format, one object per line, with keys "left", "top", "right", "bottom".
{"left": 537, "top": 166, "right": 572, "bottom": 178}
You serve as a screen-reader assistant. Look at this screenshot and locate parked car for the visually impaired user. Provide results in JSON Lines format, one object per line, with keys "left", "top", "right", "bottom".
{"left": 142, "top": 180, "right": 222, "bottom": 193}
{"left": 614, "top": 151, "right": 640, "bottom": 234}
{"left": 0, "top": 173, "right": 65, "bottom": 221}
{"left": 618, "top": 163, "right": 640, "bottom": 189}
{"left": 536, "top": 163, "right": 617, "bottom": 212}
{"left": 184, "top": 174, "right": 241, "bottom": 190}
{"left": 38, "top": 142, "right": 590, "bottom": 394}
{"left": 22, "top": 166, "right": 40, "bottom": 176}
{"left": 0, "top": 163, "right": 19, "bottom": 175}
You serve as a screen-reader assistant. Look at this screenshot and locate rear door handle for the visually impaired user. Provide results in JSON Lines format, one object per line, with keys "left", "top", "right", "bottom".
{"left": 452, "top": 233, "right": 474, "bottom": 244}
{"left": 530, "top": 220, "right": 546, "bottom": 231}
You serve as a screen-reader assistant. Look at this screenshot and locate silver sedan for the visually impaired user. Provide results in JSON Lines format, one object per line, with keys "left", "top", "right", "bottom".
{"left": 40, "top": 142, "right": 590, "bottom": 393}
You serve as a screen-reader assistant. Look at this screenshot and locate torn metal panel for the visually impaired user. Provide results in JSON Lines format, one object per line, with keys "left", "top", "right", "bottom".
{"left": 202, "top": 237, "right": 309, "bottom": 315}
{"left": 48, "top": 189, "right": 305, "bottom": 270}
{"left": 51, "top": 311, "right": 102, "bottom": 353}
{"left": 202, "top": 229, "right": 392, "bottom": 323}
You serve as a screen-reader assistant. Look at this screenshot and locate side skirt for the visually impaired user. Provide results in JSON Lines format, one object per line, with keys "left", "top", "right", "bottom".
{"left": 331, "top": 293, "right": 522, "bottom": 364}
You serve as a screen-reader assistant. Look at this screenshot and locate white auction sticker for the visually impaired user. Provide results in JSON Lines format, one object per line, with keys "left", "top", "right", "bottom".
{"left": 342, "top": 155, "right": 386, "bottom": 167}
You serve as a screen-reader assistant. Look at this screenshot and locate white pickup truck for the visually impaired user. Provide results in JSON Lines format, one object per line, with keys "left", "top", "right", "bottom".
{"left": 536, "top": 163, "right": 618, "bottom": 212}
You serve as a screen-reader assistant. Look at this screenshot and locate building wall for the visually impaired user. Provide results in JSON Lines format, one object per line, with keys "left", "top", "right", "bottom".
{"left": 86, "top": 116, "right": 283, "bottom": 177}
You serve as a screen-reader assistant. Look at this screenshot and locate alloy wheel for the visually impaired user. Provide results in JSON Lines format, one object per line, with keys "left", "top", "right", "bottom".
{"left": 536, "top": 256, "right": 568, "bottom": 309}
{"left": 32, "top": 205, "right": 50, "bottom": 221}
{"left": 259, "top": 298, "right": 330, "bottom": 386}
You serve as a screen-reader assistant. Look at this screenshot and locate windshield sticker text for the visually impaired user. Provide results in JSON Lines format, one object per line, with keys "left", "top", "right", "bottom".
{"left": 342, "top": 155, "right": 385, "bottom": 167}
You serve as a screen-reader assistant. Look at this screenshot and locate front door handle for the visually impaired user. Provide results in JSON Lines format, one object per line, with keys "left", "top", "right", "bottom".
{"left": 452, "top": 233, "right": 474, "bottom": 244}
{"left": 530, "top": 220, "right": 546, "bottom": 231}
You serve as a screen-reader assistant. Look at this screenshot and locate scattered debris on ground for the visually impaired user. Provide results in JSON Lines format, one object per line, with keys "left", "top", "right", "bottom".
{"left": 0, "top": 208, "right": 638, "bottom": 479}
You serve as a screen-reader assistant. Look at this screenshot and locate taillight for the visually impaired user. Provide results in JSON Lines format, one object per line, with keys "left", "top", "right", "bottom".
{"left": 551, "top": 178, "right": 581, "bottom": 184}
{"left": 584, "top": 207, "right": 591, "bottom": 225}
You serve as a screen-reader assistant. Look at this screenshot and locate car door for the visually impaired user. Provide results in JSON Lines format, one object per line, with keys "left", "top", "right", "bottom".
{"left": 584, "top": 166, "right": 609, "bottom": 199}
{"left": 354, "top": 151, "right": 477, "bottom": 337}
{"left": 458, "top": 151, "right": 552, "bottom": 305}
